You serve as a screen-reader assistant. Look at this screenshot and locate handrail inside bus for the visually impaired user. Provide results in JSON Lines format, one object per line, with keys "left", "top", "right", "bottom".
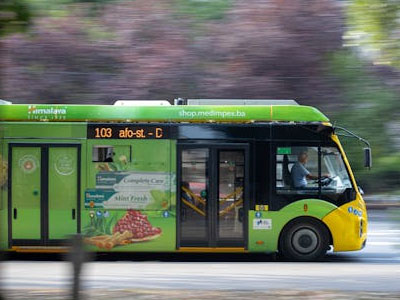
{"left": 181, "top": 198, "right": 206, "bottom": 216}
{"left": 181, "top": 186, "right": 244, "bottom": 217}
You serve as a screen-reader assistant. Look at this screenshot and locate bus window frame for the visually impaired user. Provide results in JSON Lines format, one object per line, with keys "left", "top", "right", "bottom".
{"left": 270, "top": 140, "right": 355, "bottom": 210}
{"left": 254, "top": 141, "right": 270, "bottom": 210}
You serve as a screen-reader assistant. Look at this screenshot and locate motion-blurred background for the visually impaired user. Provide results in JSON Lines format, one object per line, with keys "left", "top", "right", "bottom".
{"left": 0, "top": 0, "right": 399, "bottom": 197}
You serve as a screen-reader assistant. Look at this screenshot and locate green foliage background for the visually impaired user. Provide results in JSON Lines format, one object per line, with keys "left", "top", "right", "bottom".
{"left": 327, "top": 50, "right": 400, "bottom": 193}
{"left": 0, "top": 0, "right": 31, "bottom": 36}
{"left": 346, "top": 0, "right": 400, "bottom": 67}
{"left": 1, "top": 0, "right": 400, "bottom": 194}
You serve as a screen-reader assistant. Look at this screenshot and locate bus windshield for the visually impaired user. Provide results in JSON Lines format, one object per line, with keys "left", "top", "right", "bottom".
{"left": 276, "top": 145, "right": 354, "bottom": 203}
{"left": 321, "top": 147, "right": 352, "bottom": 193}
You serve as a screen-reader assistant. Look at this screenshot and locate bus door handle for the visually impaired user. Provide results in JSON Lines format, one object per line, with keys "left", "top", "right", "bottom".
{"left": 13, "top": 208, "right": 17, "bottom": 219}
{"left": 72, "top": 209, "right": 76, "bottom": 220}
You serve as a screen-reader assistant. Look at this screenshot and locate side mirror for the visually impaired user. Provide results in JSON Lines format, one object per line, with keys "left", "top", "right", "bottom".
{"left": 364, "top": 147, "right": 372, "bottom": 168}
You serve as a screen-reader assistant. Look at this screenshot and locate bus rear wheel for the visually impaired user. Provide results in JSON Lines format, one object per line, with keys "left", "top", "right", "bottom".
{"left": 279, "top": 219, "right": 329, "bottom": 261}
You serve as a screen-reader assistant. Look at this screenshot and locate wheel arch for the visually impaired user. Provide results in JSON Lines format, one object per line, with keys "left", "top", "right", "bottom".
{"left": 278, "top": 216, "right": 333, "bottom": 252}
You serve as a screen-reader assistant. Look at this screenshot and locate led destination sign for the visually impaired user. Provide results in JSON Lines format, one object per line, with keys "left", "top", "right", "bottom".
{"left": 87, "top": 124, "right": 169, "bottom": 139}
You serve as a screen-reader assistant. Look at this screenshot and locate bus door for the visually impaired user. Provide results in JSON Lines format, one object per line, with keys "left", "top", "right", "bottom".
{"left": 9, "top": 144, "right": 80, "bottom": 246}
{"left": 178, "top": 144, "right": 249, "bottom": 248}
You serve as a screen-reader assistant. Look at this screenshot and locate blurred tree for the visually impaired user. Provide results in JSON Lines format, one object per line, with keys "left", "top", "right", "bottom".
{"left": 344, "top": 0, "right": 400, "bottom": 193}
{"left": 0, "top": 0, "right": 345, "bottom": 104}
{"left": 0, "top": 0, "right": 31, "bottom": 95}
{"left": 0, "top": 1, "right": 194, "bottom": 103}
{"left": 197, "top": 0, "right": 344, "bottom": 106}
{"left": 0, "top": 0, "right": 31, "bottom": 36}
{"left": 328, "top": 50, "right": 400, "bottom": 193}
{"left": 346, "top": 0, "right": 400, "bottom": 68}
{"left": 0, "top": 0, "right": 399, "bottom": 193}
{"left": 174, "top": 0, "right": 232, "bottom": 20}
{"left": 26, "top": 0, "right": 117, "bottom": 18}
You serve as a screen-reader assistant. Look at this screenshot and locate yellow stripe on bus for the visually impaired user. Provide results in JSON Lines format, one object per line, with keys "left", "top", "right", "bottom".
{"left": 10, "top": 246, "right": 68, "bottom": 253}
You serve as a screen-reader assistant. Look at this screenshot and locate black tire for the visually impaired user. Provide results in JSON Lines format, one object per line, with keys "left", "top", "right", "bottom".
{"left": 279, "top": 218, "right": 329, "bottom": 261}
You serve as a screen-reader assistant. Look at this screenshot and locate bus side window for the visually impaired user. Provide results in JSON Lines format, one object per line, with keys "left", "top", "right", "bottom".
{"left": 92, "top": 145, "right": 131, "bottom": 163}
{"left": 92, "top": 146, "right": 114, "bottom": 162}
{"left": 275, "top": 146, "right": 318, "bottom": 195}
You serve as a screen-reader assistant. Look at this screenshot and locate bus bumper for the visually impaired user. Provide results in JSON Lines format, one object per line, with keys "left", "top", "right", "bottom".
{"left": 322, "top": 195, "right": 368, "bottom": 252}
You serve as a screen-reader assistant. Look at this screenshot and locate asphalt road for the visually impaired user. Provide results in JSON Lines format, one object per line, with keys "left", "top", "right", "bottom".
{"left": 0, "top": 208, "right": 399, "bottom": 293}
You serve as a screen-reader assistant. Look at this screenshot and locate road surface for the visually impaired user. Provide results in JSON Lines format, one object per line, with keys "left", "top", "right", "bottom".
{"left": 0, "top": 209, "right": 399, "bottom": 295}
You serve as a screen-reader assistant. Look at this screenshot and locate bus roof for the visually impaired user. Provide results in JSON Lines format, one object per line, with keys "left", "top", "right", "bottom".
{"left": 0, "top": 103, "right": 329, "bottom": 123}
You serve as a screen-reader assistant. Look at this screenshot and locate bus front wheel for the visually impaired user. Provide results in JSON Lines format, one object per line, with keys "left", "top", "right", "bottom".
{"left": 279, "top": 218, "right": 329, "bottom": 261}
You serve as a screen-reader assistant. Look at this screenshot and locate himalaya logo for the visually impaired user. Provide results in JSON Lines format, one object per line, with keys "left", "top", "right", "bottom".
{"left": 27, "top": 105, "right": 68, "bottom": 120}
{"left": 28, "top": 105, "right": 67, "bottom": 115}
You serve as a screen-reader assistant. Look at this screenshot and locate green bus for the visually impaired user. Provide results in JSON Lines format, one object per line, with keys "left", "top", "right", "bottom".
{"left": 0, "top": 99, "right": 370, "bottom": 261}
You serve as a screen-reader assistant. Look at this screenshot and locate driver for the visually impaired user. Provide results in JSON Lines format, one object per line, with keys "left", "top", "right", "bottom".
{"left": 291, "top": 150, "right": 329, "bottom": 188}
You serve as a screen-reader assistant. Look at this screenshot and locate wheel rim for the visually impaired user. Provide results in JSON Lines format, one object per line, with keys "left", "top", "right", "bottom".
{"left": 291, "top": 228, "right": 319, "bottom": 254}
